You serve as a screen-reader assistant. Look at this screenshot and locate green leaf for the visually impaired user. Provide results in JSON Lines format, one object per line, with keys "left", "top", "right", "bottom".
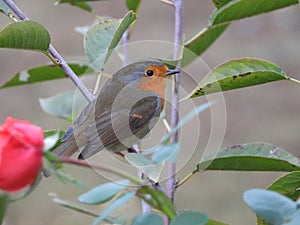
{"left": 210, "top": 0, "right": 299, "bottom": 25}
{"left": 39, "top": 90, "right": 88, "bottom": 119}
{"left": 182, "top": 23, "right": 228, "bottom": 67}
{"left": 197, "top": 143, "right": 300, "bottom": 171}
{"left": 137, "top": 186, "right": 176, "bottom": 219}
{"left": 131, "top": 213, "right": 163, "bottom": 225}
{"left": 0, "top": 194, "right": 9, "bottom": 225}
{"left": 151, "top": 143, "right": 180, "bottom": 163}
{"left": 212, "top": 0, "right": 233, "bottom": 8}
{"left": 126, "top": 0, "right": 142, "bottom": 13}
{"left": 78, "top": 179, "right": 130, "bottom": 204}
{"left": 157, "top": 58, "right": 181, "bottom": 70}
{"left": 125, "top": 153, "right": 164, "bottom": 182}
{"left": 70, "top": 2, "right": 92, "bottom": 12}
{"left": 170, "top": 211, "right": 208, "bottom": 225}
{"left": 189, "top": 58, "right": 288, "bottom": 98}
{"left": 0, "top": 63, "right": 91, "bottom": 89}
{"left": 84, "top": 11, "right": 136, "bottom": 72}
{"left": 0, "top": 21, "right": 50, "bottom": 52}
{"left": 93, "top": 192, "right": 135, "bottom": 225}
{"left": 44, "top": 129, "right": 65, "bottom": 138}
{"left": 75, "top": 17, "right": 113, "bottom": 36}
{"left": 267, "top": 172, "right": 300, "bottom": 201}
{"left": 56, "top": 0, "right": 94, "bottom": 12}
{"left": 0, "top": 0, "right": 9, "bottom": 15}
{"left": 244, "top": 189, "right": 297, "bottom": 225}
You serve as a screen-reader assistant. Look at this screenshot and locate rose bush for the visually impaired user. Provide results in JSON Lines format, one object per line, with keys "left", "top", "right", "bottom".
{"left": 0, "top": 117, "right": 44, "bottom": 192}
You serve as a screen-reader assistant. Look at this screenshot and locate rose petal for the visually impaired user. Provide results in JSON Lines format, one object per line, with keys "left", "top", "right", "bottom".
{"left": 0, "top": 135, "right": 43, "bottom": 192}
{"left": 2, "top": 117, "right": 44, "bottom": 149}
{"left": 0, "top": 117, "right": 44, "bottom": 192}
{"left": 0, "top": 133, "right": 10, "bottom": 164}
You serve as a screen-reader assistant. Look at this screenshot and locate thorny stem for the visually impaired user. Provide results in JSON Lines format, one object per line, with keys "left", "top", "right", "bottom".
{"left": 3, "top": 0, "right": 95, "bottom": 103}
{"left": 166, "top": 0, "right": 184, "bottom": 203}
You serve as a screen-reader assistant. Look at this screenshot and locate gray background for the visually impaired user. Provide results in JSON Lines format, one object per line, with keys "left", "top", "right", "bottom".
{"left": 0, "top": 1, "right": 300, "bottom": 224}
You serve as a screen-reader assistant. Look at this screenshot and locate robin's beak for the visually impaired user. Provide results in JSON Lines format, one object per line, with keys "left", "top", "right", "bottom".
{"left": 165, "top": 69, "right": 180, "bottom": 76}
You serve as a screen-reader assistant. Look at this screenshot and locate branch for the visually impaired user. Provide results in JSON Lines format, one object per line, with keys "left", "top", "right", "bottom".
{"left": 166, "top": 0, "right": 184, "bottom": 203}
{"left": 3, "top": 0, "right": 95, "bottom": 103}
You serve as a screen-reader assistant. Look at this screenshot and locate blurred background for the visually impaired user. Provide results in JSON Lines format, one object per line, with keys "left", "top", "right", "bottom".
{"left": 0, "top": 0, "right": 300, "bottom": 224}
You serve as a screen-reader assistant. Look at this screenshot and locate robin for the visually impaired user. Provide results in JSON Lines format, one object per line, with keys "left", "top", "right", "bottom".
{"left": 52, "top": 59, "right": 180, "bottom": 160}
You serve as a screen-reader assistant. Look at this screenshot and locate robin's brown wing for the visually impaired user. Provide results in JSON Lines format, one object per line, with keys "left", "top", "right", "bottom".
{"left": 56, "top": 76, "right": 124, "bottom": 151}
{"left": 129, "top": 96, "right": 162, "bottom": 138}
{"left": 79, "top": 95, "right": 162, "bottom": 159}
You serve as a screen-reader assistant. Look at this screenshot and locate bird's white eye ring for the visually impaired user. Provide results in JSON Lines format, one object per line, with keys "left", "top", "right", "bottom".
{"left": 145, "top": 69, "right": 154, "bottom": 76}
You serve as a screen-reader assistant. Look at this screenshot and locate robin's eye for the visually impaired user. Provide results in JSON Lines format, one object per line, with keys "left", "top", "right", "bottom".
{"left": 145, "top": 70, "right": 154, "bottom": 76}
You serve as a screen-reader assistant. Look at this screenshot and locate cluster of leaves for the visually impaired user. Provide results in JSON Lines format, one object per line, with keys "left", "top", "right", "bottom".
{"left": 1, "top": 0, "right": 300, "bottom": 225}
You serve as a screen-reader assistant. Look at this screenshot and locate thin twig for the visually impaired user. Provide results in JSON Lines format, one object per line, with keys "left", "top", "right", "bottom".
{"left": 289, "top": 77, "right": 300, "bottom": 85}
{"left": 161, "top": 110, "right": 171, "bottom": 132}
{"left": 160, "top": 0, "right": 175, "bottom": 7}
{"left": 175, "top": 169, "right": 198, "bottom": 188}
{"left": 3, "top": 0, "right": 95, "bottom": 103}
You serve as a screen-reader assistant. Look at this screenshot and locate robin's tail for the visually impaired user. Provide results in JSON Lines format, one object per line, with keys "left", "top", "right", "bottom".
{"left": 52, "top": 137, "right": 78, "bottom": 158}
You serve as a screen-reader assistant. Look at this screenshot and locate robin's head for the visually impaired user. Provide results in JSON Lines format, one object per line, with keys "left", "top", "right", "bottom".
{"left": 112, "top": 60, "right": 180, "bottom": 84}
{"left": 110, "top": 60, "right": 180, "bottom": 101}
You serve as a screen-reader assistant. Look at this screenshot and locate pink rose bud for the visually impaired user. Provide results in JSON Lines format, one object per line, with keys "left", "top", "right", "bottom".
{"left": 0, "top": 117, "right": 44, "bottom": 192}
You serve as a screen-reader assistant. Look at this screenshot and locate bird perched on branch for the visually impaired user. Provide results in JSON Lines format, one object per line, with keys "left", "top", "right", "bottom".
{"left": 52, "top": 59, "right": 180, "bottom": 160}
